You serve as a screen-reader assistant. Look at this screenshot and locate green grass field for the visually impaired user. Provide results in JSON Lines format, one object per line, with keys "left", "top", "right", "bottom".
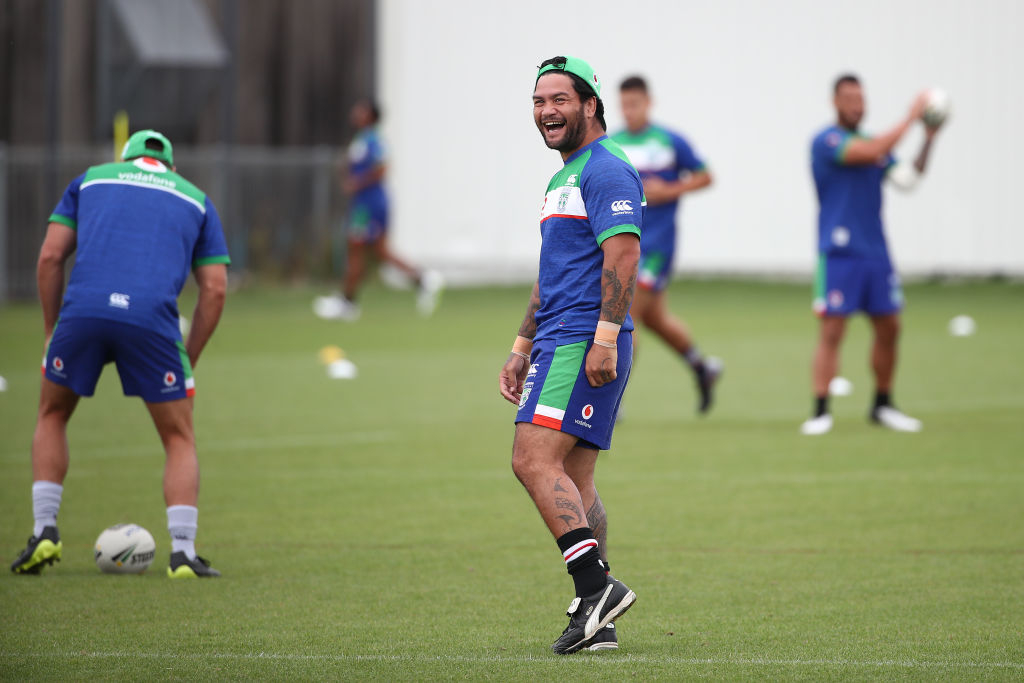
{"left": 1, "top": 279, "right": 1022, "bottom": 680}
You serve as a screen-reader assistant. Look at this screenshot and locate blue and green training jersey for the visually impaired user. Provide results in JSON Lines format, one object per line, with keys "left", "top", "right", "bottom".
{"left": 811, "top": 125, "right": 895, "bottom": 260}
{"left": 611, "top": 124, "right": 706, "bottom": 250}
{"left": 48, "top": 157, "right": 230, "bottom": 341}
{"left": 535, "top": 136, "right": 644, "bottom": 344}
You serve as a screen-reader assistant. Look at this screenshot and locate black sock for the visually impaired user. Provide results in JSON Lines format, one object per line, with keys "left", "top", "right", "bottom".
{"left": 814, "top": 395, "right": 829, "bottom": 417}
{"left": 874, "top": 392, "right": 891, "bottom": 410}
{"left": 556, "top": 528, "right": 607, "bottom": 597}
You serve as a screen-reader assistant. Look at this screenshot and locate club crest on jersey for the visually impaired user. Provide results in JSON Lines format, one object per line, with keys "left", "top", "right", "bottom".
{"left": 557, "top": 189, "right": 570, "bottom": 212}
{"left": 163, "top": 371, "right": 177, "bottom": 387}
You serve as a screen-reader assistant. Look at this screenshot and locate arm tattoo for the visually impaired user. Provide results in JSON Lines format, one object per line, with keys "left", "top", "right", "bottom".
{"left": 586, "top": 497, "right": 608, "bottom": 564}
{"left": 600, "top": 265, "right": 637, "bottom": 325}
{"left": 517, "top": 282, "right": 541, "bottom": 339}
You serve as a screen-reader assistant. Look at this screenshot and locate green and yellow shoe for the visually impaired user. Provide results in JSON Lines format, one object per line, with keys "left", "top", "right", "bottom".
{"left": 167, "top": 551, "right": 221, "bottom": 578}
{"left": 10, "top": 526, "right": 63, "bottom": 574}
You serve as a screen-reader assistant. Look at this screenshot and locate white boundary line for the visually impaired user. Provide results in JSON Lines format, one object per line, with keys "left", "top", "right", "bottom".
{"left": 1, "top": 652, "right": 1021, "bottom": 668}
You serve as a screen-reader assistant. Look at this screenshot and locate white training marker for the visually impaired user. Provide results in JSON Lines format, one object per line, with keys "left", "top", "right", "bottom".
{"left": 0, "top": 375, "right": 7, "bottom": 392}
{"left": 948, "top": 315, "right": 976, "bottom": 337}
{"left": 326, "top": 358, "right": 358, "bottom": 380}
{"left": 829, "top": 376, "right": 853, "bottom": 397}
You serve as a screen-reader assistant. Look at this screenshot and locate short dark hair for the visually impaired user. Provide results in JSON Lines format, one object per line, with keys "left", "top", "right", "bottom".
{"left": 833, "top": 73, "right": 860, "bottom": 94}
{"left": 537, "top": 56, "right": 606, "bottom": 131}
{"left": 619, "top": 75, "right": 648, "bottom": 93}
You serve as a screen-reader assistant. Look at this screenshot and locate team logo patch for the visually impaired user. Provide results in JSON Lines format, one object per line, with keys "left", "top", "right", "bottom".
{"left": 831, "top": 226, "right": 850, "bottom": 247}
{"left": 825, "top": 132, "right": 841, "bottom": 148}
{"left": 528, "top": 363, "right": 539, "bottom": 376}
{"left": 582, "top": 404, "right": 595, "bottom": 420}
{"left": 53, "top": 357, "right": 64, "bottom": 372}
{"left": 828, "top": 290, "right": 845, "bottom": 309}
{"left": 610, "top": 200, "right": 633, "bottom": 213}
{"left": 163, "top": 372, "right": 177, "bottom": 387}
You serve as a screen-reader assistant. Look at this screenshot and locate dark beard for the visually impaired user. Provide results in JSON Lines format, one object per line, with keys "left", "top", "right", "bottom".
{"left": 540, "top": 107, "right": 587, "bottom": 153}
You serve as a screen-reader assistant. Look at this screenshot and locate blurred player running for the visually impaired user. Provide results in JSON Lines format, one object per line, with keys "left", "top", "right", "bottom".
{"left": 610, "top": 76, "right": 721, "bottom": 414}
{"left": 802, "top": 75, "right": 942, "bottom": 435}
{"left": 499, "top": 56, "right": 641, "bottom": 654}
{"left": 314, "top": 100, "right": 442, "bottom": 321}
{"left": 10, "top": 130, "right": 228, "bottom": 577}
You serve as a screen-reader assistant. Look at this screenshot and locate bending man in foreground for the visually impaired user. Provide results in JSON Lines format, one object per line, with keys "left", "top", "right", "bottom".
{"left": 11, "top": 130, "right": 229, "bottom": 578}
{"left": 499, "top": 56, "right": 642, "bottom": 655}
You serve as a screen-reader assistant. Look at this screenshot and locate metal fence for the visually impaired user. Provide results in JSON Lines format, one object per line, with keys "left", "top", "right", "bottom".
{"left": 0, "top": 144, "right": 350, "bottom": 301}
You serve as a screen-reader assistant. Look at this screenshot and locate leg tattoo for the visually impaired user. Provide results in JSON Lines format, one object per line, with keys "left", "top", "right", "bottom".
{"left": 586, "top": 495, "right": 608, "bottom": 564}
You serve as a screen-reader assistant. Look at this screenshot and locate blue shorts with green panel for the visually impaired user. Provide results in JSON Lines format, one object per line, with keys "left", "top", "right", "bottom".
{"left": 515, "top": 332, "right": 632, "bottom": 451}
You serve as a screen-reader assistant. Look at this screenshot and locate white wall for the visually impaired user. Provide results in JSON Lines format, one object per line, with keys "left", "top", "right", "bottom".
{"left": 378, "top": 0, "right": 1024, "bottom": 282}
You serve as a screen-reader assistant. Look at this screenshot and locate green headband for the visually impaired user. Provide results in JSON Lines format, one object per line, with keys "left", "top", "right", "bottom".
{"left": 121, "top": 129, "right": 174, "bottom": 166}
{"left": 536, "top": 56, "right": 601, "bottom": 98}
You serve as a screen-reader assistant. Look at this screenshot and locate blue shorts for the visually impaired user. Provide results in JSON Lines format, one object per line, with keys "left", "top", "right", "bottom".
{"left": 42, "top": 317, "right": 194, "bottom": 403}
{"left": 637, "top": 248, "right": 673, "bottom": 292}
{"left": 347, "top": 197, "right": 388, "bottom": 244}
{"left": 813, "top": 254, "right": 903, "bottom": 317}
{"left": 515, "top": 332, "right": 632, "bottom": 451}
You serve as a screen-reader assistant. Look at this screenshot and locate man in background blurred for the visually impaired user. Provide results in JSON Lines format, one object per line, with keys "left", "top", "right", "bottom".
{"left": 10, "top": 130, "right": 228, "bottom": 578}
{"left": 611, "top": 76, "right": 722, "bottom": 414}
{"left": 314, "top": 100, "right": 442, "bottom": 321}
{"left": 499, "top": 55, "right": 640, "bottom": 654}
{"left": 803, "top": 75, "right": 942, "bottom": 435}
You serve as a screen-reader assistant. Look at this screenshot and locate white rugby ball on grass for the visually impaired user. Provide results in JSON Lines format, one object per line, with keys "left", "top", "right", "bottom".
{"left": 94, "top": 524, "right": 156, "bottom": 574}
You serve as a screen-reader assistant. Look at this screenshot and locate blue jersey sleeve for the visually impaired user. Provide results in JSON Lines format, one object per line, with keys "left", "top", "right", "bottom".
{"left": 673, "top": 134, "right": 706, "bottom": 173}
{"left": 582, "top": 155, "right": 643, "bottom": 245}
{"left": 48, "top": 173, "right": 86, "bottom": 230}
{"left": 192, "top": 197, "right": 231, "bottom": 268}
{"left": 812, "top": 128, "right": 852, "bottom": 167}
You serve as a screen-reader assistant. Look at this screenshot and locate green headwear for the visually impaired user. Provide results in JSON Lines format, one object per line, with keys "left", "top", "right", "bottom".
{"left": 121, "top": 129, "right": 174, "bottom": 166}
{"left": 536, "top": 56, "right": 601, "bottom": 98}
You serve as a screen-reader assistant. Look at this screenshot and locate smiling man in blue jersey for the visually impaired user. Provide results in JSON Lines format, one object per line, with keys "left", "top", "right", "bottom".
{"left": 10, "top": 130, "right": 229, "bottom": 578}
{"left": 611, "top": 76, "right": 721, "bottom": 414}
{"left": 802, "top": 75, "right": 943, "bottom": 435}
{"left": 499, "top": 56, "right": 640, "bottom": 655}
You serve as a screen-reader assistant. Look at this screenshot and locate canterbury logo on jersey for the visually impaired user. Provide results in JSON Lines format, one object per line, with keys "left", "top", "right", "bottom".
{"left": 610, "top": 200, "right": 633, "bottom": 213}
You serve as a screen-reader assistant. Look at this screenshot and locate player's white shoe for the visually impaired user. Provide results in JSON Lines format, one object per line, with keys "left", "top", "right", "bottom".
{"left": 871, "top": 406, "right": 922, "bottom": 432}
{"left": 416, "top": 270, "right": 444, "bottom": 317}
{"left": 313, "top": 295, "right": 361, "bottom": 322}
{"left": 800, "top": 413, "right": 833, "bottom": 435}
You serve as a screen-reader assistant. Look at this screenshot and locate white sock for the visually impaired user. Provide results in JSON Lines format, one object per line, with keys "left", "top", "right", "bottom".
{"left": 32, "top": 481, "right": 63, "bottom": 537}
{"left": 167, "top": 505, "right": 198, "bottom": 560}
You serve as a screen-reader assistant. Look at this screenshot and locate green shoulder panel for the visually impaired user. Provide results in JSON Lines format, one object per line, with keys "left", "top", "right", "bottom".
{"left": 81, "top": 161, "right": 207, "bottom": 209}
{"left": 598, "top": 137, "right": 640, "bottom": 169}
{"left": 545, "top": 150, "right": 592, "bottom": 193}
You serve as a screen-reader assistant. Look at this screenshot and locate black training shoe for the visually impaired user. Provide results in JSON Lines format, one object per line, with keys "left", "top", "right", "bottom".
{"left": 167, "top": 551, "right": 221, "bottom": 578}
{"left": 584, "top": 622, "right": 619, "bottom": 651}
{"left": 696, "top": 357, "right": 724, "bottom": 414}
{"left": 10, "top": 526, "right": 62, "bottom": 574}
{"left": 551, "top": 576, "right": 636, "bottom": 655}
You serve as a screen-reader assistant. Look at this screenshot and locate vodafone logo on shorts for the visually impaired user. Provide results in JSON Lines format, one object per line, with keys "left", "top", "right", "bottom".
{"left": 164, "top": 371, "right": 177, "bottom": 387}
{"left": 828, "top": 290, "right": 844, "bottom": 309}
{"left": 582, "top": 404, "right": 595, "bottom": 420}
{"left": 53, "top": 357, "right": 64, "bottom": 372}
